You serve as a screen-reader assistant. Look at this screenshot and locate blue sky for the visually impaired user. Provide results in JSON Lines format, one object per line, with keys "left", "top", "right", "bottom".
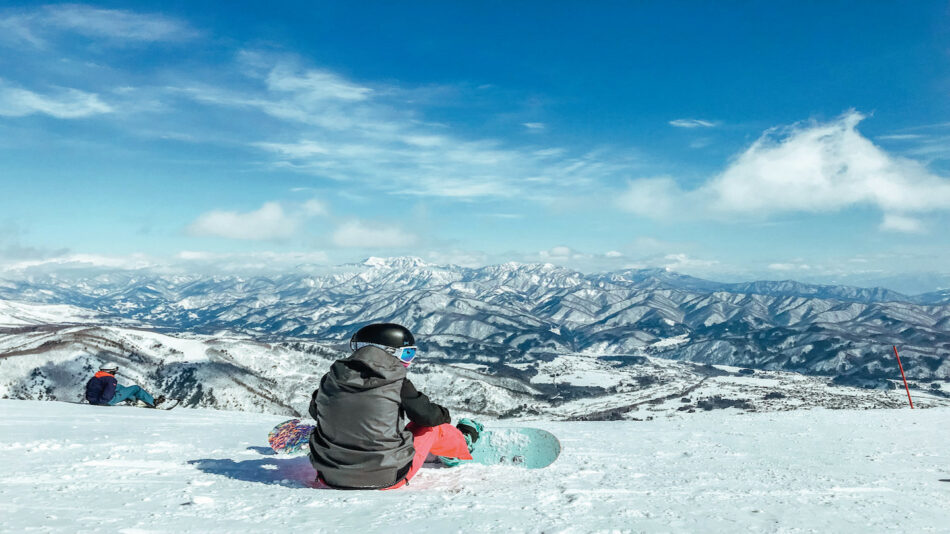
{"left": 1, "top": 1, "right": 949, "bottom": 291}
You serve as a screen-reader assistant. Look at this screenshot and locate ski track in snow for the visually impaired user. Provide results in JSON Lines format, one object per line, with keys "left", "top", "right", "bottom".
{"left": 2, "top": 400, "right": 949, "bottom": 533}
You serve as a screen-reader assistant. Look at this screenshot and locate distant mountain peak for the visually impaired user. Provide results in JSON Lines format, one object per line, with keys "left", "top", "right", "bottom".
{"left": 361, "top": 256, "right": 429, "bottom": 269}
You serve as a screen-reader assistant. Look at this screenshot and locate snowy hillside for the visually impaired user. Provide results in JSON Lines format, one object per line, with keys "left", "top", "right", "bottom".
{"left": 3, "top": 399, "right": 948, "bottom": 533}
{"left": 3, "top": 324, "right": 948, "bottom": 418}
{"left": 2, "top": 258, "right": 948, "bottom": 382}
{"left": 0, "top": 299, "right": 105, "bottom": 326}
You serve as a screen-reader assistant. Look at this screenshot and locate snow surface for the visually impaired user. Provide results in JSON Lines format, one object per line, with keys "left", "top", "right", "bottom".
{"left": 651, "top": 333, "right": 689, "bottom": 348}
{"left": 3, "top": 399, "right": 949, "bottom": 533}
{"left": 0, "top": 299, "right": 103, "bottom": 326}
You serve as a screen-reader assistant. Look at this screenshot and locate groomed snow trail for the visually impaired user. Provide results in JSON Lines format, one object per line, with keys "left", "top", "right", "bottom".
{"left": 2, "top": 400, "right": 948, "bottom": 533}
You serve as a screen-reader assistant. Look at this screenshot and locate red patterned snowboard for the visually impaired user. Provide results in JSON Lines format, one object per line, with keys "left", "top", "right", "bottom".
{"left": 267, "top": 419, "right": 315, "bottom": 455}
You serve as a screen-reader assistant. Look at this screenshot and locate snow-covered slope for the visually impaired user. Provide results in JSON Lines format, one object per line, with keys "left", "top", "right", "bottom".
{"left": 3, "top": 324, "right": 948, "bottom": 418}
{"left": 0, "top": 299, "right": 104, "bottom": 326}
{"left": 3, "top": 399, "right": 948, "bottom": 533}
{"left": 0, "top": 325, "right": 335, "bottom": 415}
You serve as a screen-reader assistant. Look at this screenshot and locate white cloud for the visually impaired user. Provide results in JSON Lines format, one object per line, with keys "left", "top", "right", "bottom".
{"left": 187, "top": 198, "right": 330, "bottom": 241}
{"left": 620, "top": 112, "right": 950, "bottom": 231}
{"left": 669, "top": 119, "right": 717, "bottom": 128}
{"left": 540, "top": 246, "right": 573, "bottom": 259}
{"left": 768, "top": 263, "right": 812, "bottom": 271}
{"left": 662, "top": 253, "right": 719, "bottom": 271}
{"left": 0, "top": 81, "right": 112, "bottom": 118}
{"left": 302, "top": 198, "right": 328, "bottom": 216}
{"left": 1, "top": 249, "right": 334, "bottom": 276}
{"left": 880, "top": 214, "right": 924, "bottom": 233}
{"left": 706, "top": 111, "right": 950, "bottom": 214}
{"left": 187, "top": 202, "right": 298, "bottom": 241}
{"left": 331, "top": 220, "right": 418, "bottom": 248}
{"left": 605, "top": 250, "right": 624, "bottom": 258}
{"left": 616, "top": 176, "right": 685, "bottom": 219}
{"left": 523, "top": 122, "right": 546, "bottom": 130}
{"left": 1, "top": 253, "right": 154, "bottom": 272}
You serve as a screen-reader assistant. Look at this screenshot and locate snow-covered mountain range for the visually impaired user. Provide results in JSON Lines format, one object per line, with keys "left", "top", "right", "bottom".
{"left": 1, "top": 258, "right": 948, "bottom": 417}
{"left": 3, "top": 258, "right": 948, "bottom": 376}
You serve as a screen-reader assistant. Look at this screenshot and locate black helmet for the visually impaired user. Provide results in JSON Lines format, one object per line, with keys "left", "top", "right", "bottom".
{"left": 350, "top": 323, "right": 415, "bottom": 351}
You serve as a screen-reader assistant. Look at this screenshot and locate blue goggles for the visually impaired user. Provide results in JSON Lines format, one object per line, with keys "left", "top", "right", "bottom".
{"left": 392, "top": 346, "right": 418, "bottom": 365}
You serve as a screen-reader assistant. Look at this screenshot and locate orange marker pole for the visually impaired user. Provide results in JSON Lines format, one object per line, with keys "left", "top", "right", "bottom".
{"left": 892, "top": 346, "right": 914, "bottom": 409}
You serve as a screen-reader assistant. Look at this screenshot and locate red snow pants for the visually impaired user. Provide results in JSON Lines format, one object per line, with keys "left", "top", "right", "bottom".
{"left": 383, "top": 422, "right": 472, "bottom": 489}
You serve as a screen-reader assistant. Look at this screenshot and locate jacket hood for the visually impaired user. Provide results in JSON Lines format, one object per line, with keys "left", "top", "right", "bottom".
{"left": 328, "top": 345, "right": 406, "bottom": 391}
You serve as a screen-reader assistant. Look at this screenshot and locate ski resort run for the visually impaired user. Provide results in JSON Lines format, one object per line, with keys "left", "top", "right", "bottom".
{"left": 2, "top": 400, "right": 948, "bottom": 533}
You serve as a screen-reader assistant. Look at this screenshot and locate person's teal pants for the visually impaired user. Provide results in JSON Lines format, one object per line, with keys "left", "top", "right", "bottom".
{"left": 109, "top": 384, "right": 155, "bottom": 406}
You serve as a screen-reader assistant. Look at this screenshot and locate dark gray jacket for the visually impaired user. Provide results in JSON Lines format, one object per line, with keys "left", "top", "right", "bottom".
{"left": 307, "top": 345, "right": 450, "bottom": 489}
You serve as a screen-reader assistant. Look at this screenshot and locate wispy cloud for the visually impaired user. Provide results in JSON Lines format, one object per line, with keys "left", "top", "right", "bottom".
{"left": 902, "top": 135, "right": 950, "bottom": 161}
{"left": 876, "top": 134, "right": 925, "bottom": 141}
{"left": 266, "top": 64, "right": 372, "bottom": 102}
{"left": 176, "top": 250, "right": 329, "bottom": 265}
{"left": 0, "top": 80, "right": 112, "bottom": 118}
{"left": 0, "top": 4, "right": 198, "bottom": 47}
{"left": 1, "top": 17, "right": 641, "bottom": 204}
{"left": 480, "top": 213, "right": 524, "bottom": 219}
{"left": 669, "top": 118, "right": 717, "bottom": 128}
{"left": 174, "top": 52, "right": 637, "bottom": 201}
{"left": 621, "top": 111, "right": 950, "bottom": 231}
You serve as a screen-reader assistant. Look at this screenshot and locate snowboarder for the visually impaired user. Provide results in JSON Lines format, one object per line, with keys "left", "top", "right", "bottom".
{"left": 308, "top": 323, "right": 482, "bottom": 489}
{"left": 84, "top": 362, "right": 166, "bottom": 408}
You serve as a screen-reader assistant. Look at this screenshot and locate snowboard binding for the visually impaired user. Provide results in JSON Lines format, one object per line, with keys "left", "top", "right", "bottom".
{"left": 456, "top": 418, "right": 484, "bottom": 451}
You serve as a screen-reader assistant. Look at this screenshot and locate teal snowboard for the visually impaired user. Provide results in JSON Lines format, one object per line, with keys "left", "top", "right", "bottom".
{"left": 267, "top": 420, "right": 562, "bottom": 469}
{"left": 463, "top": 427, "right": 561, "bottom": 469}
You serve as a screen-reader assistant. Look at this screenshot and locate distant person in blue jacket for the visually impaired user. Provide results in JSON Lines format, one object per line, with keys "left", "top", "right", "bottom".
{"left": 84, "top": 362, "right": 166, "bottom": 408}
